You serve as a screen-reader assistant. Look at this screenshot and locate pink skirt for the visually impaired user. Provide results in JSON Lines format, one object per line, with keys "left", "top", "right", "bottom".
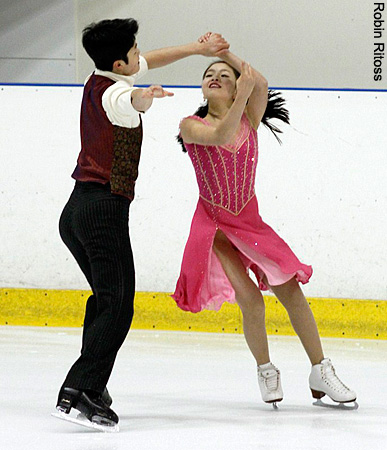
{"left": 172, "top": 195, "right": 312, "bottom": 313}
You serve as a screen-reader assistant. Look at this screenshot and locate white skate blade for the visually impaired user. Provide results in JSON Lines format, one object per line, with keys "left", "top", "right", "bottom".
{"left": 52, "top": 411, "right": 119, "bottom": 433}
{"left": 312, "top": 399, "right": 359, "bottom": 410}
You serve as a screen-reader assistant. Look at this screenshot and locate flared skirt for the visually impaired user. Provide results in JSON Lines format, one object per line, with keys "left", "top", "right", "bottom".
{"left": 172, "top": 195, "right": 312, "bottom": 313}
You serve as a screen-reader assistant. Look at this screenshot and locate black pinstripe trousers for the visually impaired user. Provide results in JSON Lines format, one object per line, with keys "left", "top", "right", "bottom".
{"left": 59, "top": 181, "right": 135, "bottom": 393}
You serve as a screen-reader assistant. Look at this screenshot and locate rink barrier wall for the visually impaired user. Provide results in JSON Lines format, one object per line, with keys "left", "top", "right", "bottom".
{"left": 0, "top": 288, "right": 385, "bottom": 340}
{"left": 1, "top": 86, "right": 386, "bottom": 301}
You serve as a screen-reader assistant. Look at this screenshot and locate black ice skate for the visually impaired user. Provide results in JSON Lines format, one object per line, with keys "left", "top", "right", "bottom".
{"left": 52, "top": 387, "right": 119, "bottom": 432}
{"left": 102, "top": 387, "right": 113, "bottom": 407}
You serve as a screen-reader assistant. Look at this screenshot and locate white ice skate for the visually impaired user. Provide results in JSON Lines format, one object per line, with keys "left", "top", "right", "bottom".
{"left": 257, "top": 362, "right": 283, "bottom": 409}
{"left": 309, "top": 358, "right": 358, "bottom": 410}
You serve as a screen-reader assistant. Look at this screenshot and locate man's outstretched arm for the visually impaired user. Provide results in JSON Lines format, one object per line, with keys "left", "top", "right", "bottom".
{"left": 142, "top": 33, "right": 229, "bottom": 69}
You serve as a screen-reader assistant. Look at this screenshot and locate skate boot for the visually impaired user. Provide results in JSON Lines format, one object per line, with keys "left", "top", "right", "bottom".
{"left": 53, "top": 387, "right": 119, "bottom": 432}
{"left": 257, "top": 362, "right": 283, "bottom": 408}
{"left": 101, "top": 387, "right": 112, "bottom": 407}
{"left": 309, "top": 358, "right": 358, "bottom": 409}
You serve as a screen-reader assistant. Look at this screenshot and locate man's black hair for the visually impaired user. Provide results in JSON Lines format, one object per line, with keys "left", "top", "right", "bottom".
{"left": 82, "top": 18, "right": 139, "bottom": 71}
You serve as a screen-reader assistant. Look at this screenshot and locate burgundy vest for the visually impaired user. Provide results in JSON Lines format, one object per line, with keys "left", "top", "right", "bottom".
{"left": 72, "top": 74, "right": 143, "bottom": 201}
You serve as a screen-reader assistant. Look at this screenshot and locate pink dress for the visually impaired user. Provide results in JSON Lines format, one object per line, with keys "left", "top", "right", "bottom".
{"left": 172, "top": 114, "right": 312, "bottom": 313}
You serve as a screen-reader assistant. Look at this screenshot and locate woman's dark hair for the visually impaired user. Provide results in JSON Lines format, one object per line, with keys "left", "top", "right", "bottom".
{"left": 177, "top": 61, "right": 290, "bottom": 152}
{"left": 82, "top": 18, "right": 139, "bottom": 71}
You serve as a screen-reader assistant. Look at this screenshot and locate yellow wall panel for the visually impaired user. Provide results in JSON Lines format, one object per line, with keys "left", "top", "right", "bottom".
{"left": 0, "top": 289, "right": 385, "bottom": 340}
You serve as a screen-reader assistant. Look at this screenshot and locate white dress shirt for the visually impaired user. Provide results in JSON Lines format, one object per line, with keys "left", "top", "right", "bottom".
{"left": 91, "top": 55, "right": 149, "bottom": 129}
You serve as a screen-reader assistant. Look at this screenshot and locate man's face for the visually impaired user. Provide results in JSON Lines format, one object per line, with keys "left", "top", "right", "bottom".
{"left": 122, "top": 41, "right": 140, "bottom": 76}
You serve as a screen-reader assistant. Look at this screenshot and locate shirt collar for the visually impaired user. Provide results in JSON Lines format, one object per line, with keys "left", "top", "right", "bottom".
{"left": 86, "top": 69, "right": 135, "bottom": 84}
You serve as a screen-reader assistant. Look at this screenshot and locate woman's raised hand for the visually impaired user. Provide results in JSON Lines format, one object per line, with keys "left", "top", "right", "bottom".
{"left": 236, "top": 61, "right": 255, "bottom": 100}
{"left": 197, "top": 32, "right": 229, "bottom": 56}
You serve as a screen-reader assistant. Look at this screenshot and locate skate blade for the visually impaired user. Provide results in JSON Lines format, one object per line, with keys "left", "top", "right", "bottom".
{"left": 264, "top": 398, "right": 283, "bottom": 410}
{"left": 312, "top": 399, "right": 359, "bottom": 410}
{"left": 52, "top": 411, "right": 119, "bottom": 433}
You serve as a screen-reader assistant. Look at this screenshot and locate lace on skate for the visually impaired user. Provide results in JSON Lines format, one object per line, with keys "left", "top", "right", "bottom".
{"left": 263, "top": 369, "right": 280, "bottom": 392}
{"left": 258, "top": 363, "right": 283, "bottom": 409}
{"left": 321, "top": 361, "right": 353, "bottom": 395}
{"left": 312, "top": 360, "right": 359, "bottom": 410}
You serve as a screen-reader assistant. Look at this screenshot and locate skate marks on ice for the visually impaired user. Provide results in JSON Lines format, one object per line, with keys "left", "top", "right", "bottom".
{"left": 51, "top": 410, "right": 120, "bottom": 433}
{"left": 2, "top": 328, "right": 387, "bottom": 449}
{"left": 114, "top": 392, "right": 360, "bottom": 431}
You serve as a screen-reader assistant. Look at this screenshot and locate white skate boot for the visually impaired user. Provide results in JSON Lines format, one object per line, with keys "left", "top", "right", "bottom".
{"left": 309, "top": 358, "right": 358, "bottom": 409}
{"left": 257, "top": 362, "right": 283, "bottom": 408}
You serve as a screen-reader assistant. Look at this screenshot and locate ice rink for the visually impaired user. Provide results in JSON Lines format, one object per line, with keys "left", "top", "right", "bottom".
{"left": 1, "top": 326, "right": 386, "bottom": 450}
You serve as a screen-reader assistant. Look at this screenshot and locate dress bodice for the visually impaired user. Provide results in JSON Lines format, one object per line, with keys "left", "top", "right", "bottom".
{"left": 182, "top": 113, "right": 258, "bottom": 215}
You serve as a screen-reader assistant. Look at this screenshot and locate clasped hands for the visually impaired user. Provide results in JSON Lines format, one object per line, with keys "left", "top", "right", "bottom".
{"left": 141, "top": 31, "right": 230, "bottom": 99}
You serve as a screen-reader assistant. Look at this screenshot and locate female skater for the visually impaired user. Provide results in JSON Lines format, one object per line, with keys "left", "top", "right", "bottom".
{"left": 173, "top": 43, "right": 356, "bottom": 407}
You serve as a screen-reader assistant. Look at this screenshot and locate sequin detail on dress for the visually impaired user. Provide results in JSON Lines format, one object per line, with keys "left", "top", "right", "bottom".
{"left": 186, "top": 114, "right": 257, "bottom": 215}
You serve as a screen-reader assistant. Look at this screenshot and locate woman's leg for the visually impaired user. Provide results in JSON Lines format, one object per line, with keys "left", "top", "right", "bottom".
{"left": 213, "top": 230, "right": 270, "bottom": 365}
{"left": 269, "top": 277, "right": 324, "bottom": 365}
{"left": 270, "top": 278, "right": 357, "bottom": 403}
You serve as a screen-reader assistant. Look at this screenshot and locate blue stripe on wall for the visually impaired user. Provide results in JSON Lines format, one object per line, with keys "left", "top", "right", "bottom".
{"left": 1, "top": 82, "right": 387, "bottom": 92}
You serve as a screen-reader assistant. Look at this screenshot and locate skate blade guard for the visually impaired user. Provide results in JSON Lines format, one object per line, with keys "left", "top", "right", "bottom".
{"left": 52, "top": 410, "right": 120, "bottom": 433}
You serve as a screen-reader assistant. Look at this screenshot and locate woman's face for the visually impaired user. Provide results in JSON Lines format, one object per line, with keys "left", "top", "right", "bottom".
{"left": 202, "top": 62, "right": 237, "bottom": 102}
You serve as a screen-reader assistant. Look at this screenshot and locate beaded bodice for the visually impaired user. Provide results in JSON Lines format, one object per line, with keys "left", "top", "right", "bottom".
{"left": 183, "top": 113, "right": 258, "bottom": 215}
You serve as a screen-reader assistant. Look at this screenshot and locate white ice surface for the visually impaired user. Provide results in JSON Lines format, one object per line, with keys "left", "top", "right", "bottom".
{"left": 0, "top": 327, "right": 386, "bottom": 450}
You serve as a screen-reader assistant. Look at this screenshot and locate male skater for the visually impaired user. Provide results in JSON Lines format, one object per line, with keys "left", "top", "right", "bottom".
{"left": 54, "top": 18, "right": 228, "bottom": 431}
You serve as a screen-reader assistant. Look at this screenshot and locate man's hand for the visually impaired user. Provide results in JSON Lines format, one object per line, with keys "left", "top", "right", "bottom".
{"left": 197, "top": 32, "right": 229, "bottom": 57}
{"left": 141, "top": 85, "right": 174, "bottom": 98}
{"left": 198, "top": 32, "right": 212, "bottom": 43}
{"left": 132, "top": 85, "right": 174, "bottom": 113}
